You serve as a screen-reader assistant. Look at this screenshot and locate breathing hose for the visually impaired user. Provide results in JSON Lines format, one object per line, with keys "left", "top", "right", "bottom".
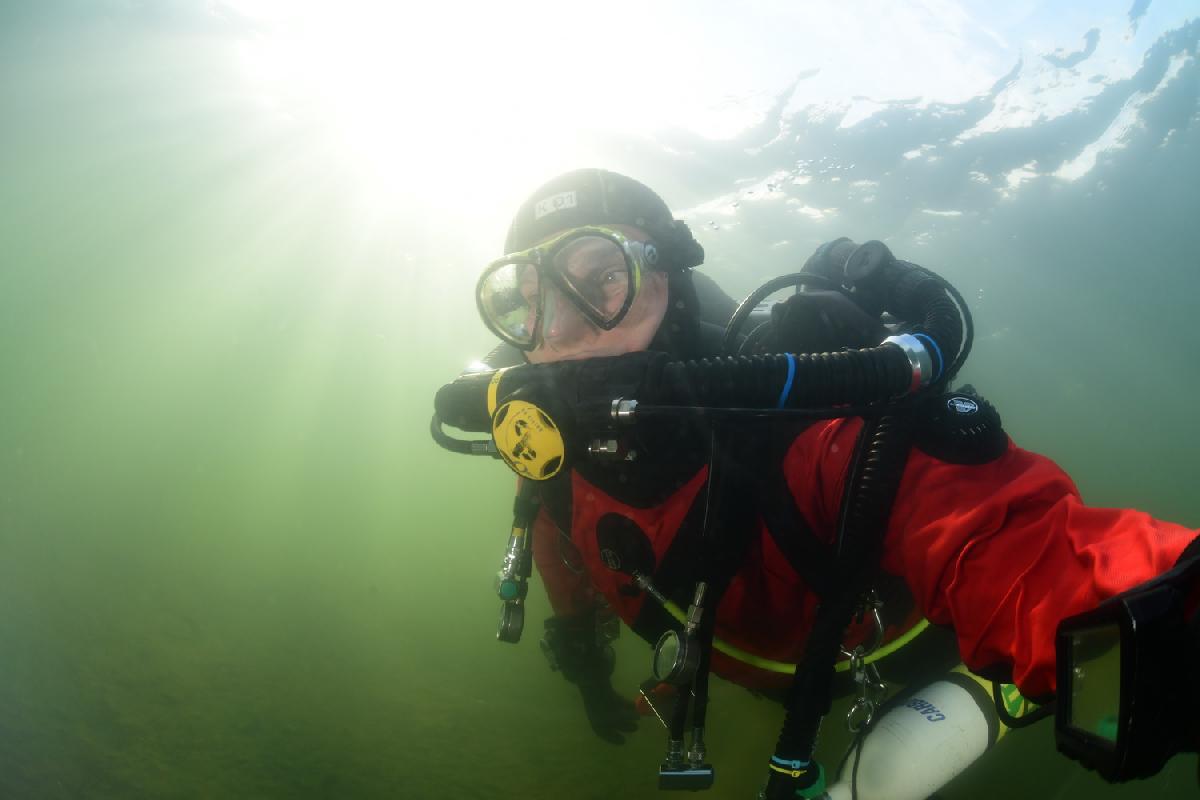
{"left": 436, "top": 345, "right": 923, "bottom": 439}
{"left": 433, "top": 241, "right": 967, "bottom": 448}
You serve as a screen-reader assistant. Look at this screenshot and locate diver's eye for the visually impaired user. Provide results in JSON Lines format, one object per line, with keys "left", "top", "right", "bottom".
{"left": 519, "top": 278, "right": 539, "bottom": 305}
{"left": 601, "top": 268, "right": 626, "bottom": 287}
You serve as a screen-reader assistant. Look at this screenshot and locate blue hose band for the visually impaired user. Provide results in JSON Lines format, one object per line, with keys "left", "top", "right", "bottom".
{"left": 777, "top": 353, "right": 797, "bottom": 409}
{"left": 913, "top": 333, "right": 944, "bottom": 381}
{"left": 771, "top": 755, "right": 810, "bottom": 769}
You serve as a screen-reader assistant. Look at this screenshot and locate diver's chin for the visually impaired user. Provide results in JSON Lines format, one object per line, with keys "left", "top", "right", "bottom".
{"left": 527, "top": 344, "right": 639, "bottom": 364}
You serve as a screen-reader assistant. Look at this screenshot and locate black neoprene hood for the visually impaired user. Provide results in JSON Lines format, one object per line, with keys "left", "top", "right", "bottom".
{"left": 504, "top": 168, "right": 704, "bottom": 271}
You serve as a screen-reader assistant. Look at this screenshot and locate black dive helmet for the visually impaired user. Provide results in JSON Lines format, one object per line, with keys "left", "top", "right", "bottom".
{"left": 433, "top": 172, "right": 975, "bottom": 797}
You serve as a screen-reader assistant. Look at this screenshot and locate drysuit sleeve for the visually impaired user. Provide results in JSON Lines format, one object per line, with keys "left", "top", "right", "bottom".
{"left": 784, "top": 417, "right": 1198, "bottom": 699}
{"left": 531, "top": 508, "right": 600, "bottom": 617}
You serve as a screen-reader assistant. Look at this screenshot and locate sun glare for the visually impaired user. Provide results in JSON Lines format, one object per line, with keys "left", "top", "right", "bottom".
{"left": 228, "top": 0, "right": 692, "bottom": 225}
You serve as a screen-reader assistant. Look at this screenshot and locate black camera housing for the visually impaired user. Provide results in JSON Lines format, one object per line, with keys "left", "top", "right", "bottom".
{"left": 1055, "top": 550, "right": 1200, "bottom": 781}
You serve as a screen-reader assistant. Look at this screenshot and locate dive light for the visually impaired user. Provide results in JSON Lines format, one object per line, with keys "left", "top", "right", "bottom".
{"left": 1055, "top": 544, "right": 1200, "bottom": 782}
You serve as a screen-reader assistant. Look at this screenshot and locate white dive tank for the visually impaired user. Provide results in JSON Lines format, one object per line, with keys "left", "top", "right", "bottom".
{"left": 823, "top": 668, "right": 1016, "bottom": 800}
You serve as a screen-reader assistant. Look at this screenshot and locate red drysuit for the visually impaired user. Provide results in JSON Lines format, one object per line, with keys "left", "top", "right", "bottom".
{"left": 533, "top": 417, "right": 1196, "bottom": 698}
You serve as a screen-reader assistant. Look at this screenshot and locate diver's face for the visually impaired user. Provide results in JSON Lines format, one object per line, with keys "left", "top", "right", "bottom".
{"left": 526, "top": 224, "right": 669, "bottom": 364}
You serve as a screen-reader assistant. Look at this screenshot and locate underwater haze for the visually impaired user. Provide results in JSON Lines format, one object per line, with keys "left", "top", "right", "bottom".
{"left": 1, "top": 1, "right": 1198, "bottom": 797}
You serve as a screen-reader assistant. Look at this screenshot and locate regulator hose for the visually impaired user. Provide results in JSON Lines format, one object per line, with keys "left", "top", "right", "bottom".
{"left": 720, "top": 272, "right": 842, "bottom": 355}
{"left": 722, "top": 240, "right": 972, "bottom": 381}
{"left": 886, "top": 260, "right": 963, "bottom": 381}
{"left": 429, "top": 415, "right": 497, "bottom": 456}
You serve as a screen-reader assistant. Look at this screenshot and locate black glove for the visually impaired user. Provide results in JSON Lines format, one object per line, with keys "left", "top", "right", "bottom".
{"left": 759, "top": 290, "right": 886, "bottom": 354}
{"left": 800, "top": 236, "right": 859, "bottom": 284}
{"left": 541, "top": 614, "right": 639, "bottom": 744}
{"left": 575, "top": 674, "right": 639, "bottom": 744}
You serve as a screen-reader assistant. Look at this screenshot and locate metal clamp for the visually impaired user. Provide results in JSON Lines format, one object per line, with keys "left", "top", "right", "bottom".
{"left": 846, "top": 695, "right": 876, "bottom": 733}
{"left": 842, "top": 593, "right": 888, "bottom": 733}
{"left": 845, "top": 650, "right": 888, "bottom": 733}
{"left": 839, "top": 599, "right": 886, "bottom": 661}
{"left": 883, "top": 333, "right": 934, "bottom": 394}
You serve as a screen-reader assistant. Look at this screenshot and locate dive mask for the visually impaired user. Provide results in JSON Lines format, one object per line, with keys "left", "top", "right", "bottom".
{"left": 476, "top": 225, "right": 659, "bottom": 351}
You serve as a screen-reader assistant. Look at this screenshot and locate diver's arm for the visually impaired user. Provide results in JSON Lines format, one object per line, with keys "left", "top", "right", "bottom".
{"left": 530, "top": 509, "right": 640, "bottom": 743}
{"left": 530, "top": 508, "right": 598, "bottom": 616}
{"left": 887, "top": 440, "right": 1195, "bottom": 698}
{"left": 785, "top": 416, "right": 1197, "bottom": 699}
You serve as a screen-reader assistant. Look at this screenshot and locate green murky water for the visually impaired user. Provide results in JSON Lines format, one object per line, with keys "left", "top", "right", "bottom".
{"left": 2, "top": 4, "right": 1198, "bottom": 798}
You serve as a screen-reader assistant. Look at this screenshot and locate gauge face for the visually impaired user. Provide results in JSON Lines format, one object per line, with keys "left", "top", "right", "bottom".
{"left": 653, "top": 631, "right": 682, "bottom": 681}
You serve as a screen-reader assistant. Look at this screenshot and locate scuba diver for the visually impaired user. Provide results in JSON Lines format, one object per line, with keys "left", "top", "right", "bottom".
{"left": 431, "top": 169, "right": 1200, "bottom": 798}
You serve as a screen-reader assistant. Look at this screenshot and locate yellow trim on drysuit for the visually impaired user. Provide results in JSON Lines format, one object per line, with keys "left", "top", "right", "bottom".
{"left": 656, "top": 598, "right": 1035, "bottom": 731}
{"left": 656, "top": 598, "right": 931, "bottom": 675}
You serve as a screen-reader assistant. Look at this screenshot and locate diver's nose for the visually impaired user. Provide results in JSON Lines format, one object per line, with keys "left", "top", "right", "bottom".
{"left": 540, "top": 287, "right": 591, "bottom": 344}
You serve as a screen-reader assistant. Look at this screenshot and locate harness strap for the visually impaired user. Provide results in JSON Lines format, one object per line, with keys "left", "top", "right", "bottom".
{"left": 765, "top": 411, "right": 916, "bottom": 798}
{"left": 758, "top": 468, "right": 835, "bottom": 598}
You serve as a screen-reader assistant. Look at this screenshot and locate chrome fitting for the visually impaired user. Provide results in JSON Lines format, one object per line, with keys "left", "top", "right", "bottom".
{"left": 588, "top": 438, "right": 620, "bottom": 456}
{"left": 883, "top": 333, "right": 934, "bottom": 394}
{"left": 611, "top": 397, "right": 638, "bottom": 423}
{"left": 688, "top": 728, "right": 708, "bottom": 767}
{"left": 663, "top": 739, "right": 687, "bottom": 771}
{"left": 632, "top": 571, "right": 670, "bottom": 606}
